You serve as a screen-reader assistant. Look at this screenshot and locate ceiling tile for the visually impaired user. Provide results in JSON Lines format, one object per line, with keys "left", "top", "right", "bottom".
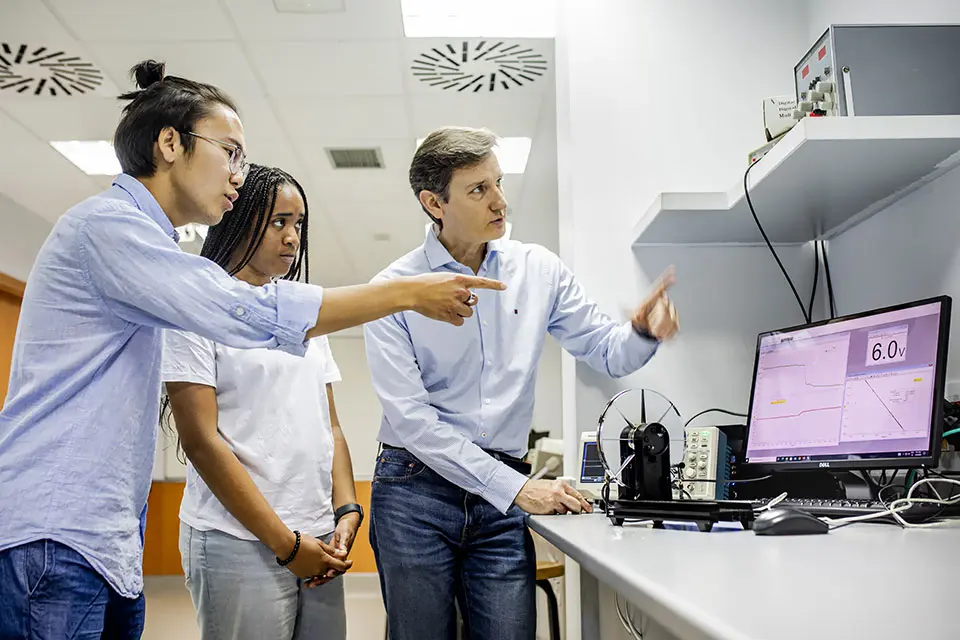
{"left": 247, "top": 40, "right": 405, "bottom": 97}
{"left": 409, "top": 93, "right": 542, "bottom": 138}
{"left": 306, "top": 214, "right": 359, "bottom": 287}
{"left": 87, "top": 42, "right": 264, "bottom": 100}
{"left": 224, "top": 0, "right": 403, "bottom": 42}
{"left": 43, "top": 0, "right": 235, "bottom": 43}
{"left": 332, "top": 216, "right": 426, "bottom": 284}
{"left": 234, "top": 98, "right": 304, "bottom": 174}
{"left": 0, "top": 96, "right": 121, "bottom": 141}
{"left": 274, "top": 96, "right": 410, "bottom": 141}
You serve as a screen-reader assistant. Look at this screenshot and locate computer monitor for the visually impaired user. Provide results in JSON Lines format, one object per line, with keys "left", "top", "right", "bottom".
{"left": 743, "top": 296, "right": 951, "bottom": 472}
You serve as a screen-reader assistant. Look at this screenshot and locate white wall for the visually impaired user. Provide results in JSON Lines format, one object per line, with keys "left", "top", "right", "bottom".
{"left": 512, "top": 71, "right": 563, "bottom": 440}
{"left": 0, "top": 194, "right": 51, "bottom": 282}
{"left": 557, "top": 0, "right": 812, "bottom": 438}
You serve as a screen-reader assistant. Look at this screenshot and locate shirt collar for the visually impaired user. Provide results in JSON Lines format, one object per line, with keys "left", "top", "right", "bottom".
{"left": 112, "top": 173, "right": 179, "bottom": 242}
{"left": 423, "top": 224, "right": 506, "bottom": 272}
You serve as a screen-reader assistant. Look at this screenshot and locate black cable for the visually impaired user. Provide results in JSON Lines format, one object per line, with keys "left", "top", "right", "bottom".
{"left": 672, "top": 464, "right": 773, "bottom": 485}
{"left": 744, "top": 161, "right": 810, "bottom": 324}
{"left": 822, "top": 239, "right": 837, "bottom": 318}
{"left": 807, "top": 240, "right": 821, "bottom": 321}
{"left": 927, "top": 468, "right": 960, "bottom": 477}
{"left": 683, "top": 408, "right": 747, "bottom": 428}
{"left": 859, "top": 470, "right": 881, "bottom": 502}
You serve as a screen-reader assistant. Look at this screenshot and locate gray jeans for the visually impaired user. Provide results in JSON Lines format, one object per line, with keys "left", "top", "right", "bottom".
{"left": 180, "top": 522, "right": 346, "bottom": 640}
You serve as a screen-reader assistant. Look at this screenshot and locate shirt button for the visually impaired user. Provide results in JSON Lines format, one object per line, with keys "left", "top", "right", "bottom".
{"left": 234, "top": 308, "right": 245, "bottom": 317}
{"left": 484, "top": 398, "right": 491, "bottom": 405}
{"left": 481, "top": 432, "right": 487, "bottom": 438}
{"left": 482, "top": 320, "right": 488, "bottom": 327}
{"left": 486, "top": 360, "right": 492, "bottom": 366}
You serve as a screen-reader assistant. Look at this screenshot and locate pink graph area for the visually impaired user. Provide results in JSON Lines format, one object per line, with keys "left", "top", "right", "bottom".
{"left": 749, "top": 334, "right": 849, "bottom": 450}
{"left": 840, "top": 369, "right": 933, "bottom": 442}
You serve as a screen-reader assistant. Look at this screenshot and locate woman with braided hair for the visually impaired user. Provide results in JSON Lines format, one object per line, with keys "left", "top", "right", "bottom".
{"left": 161, "top": 164, "right": 356, "bottom": 639}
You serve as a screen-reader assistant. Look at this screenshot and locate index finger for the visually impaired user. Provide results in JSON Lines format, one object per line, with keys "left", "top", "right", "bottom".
{"left": 458, "top": 275, "right": 507, "bottom": 291}
{"left": 323, "top": 555, "right": 352, "bottom": 572}
{"left": 563, "top": 483, "right": 593, "bottom": 513}
{"left": 557, "top": 492, "right": 583, "bottom": 514}
{"left": 650, "top": 267, "right": 676, "bottom": 297}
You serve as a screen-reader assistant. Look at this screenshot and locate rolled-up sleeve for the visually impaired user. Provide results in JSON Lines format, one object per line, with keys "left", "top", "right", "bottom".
{"left": 364, "top": 313, "right": 528, "bottom": 514}
{"left": 547, "top": 255, "right": 658, "bottom": 378}
{"left": 79, "top": 204, "right": 323, "bottom": 355}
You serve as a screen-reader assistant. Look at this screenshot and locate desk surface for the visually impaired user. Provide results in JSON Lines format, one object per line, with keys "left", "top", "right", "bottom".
{"left": 529, "top": 512, "right": 957, "bottom": 640}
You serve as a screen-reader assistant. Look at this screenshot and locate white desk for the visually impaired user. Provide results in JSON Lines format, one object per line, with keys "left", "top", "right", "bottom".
{"left": 529, "top": 512, "right": 957, "bottom": 640}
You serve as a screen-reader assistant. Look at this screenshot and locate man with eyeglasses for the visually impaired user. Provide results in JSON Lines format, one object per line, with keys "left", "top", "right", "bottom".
{"left": 0, "top": 61, "right": 504, "bottom": 639}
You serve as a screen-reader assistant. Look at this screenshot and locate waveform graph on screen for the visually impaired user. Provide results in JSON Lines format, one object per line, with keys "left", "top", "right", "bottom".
{"left": 840, "top": 367, "right": 933, "bottom": 442}
{"left": 749, "top": 333, "right": 851, "bottom": 450}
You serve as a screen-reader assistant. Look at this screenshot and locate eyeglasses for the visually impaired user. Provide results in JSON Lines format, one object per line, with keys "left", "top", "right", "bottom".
{"left": 184, "top": 132, "right": 249, "bottom": 179}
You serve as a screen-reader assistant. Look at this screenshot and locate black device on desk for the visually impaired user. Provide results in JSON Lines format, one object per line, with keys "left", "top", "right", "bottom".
{"left": 754, "top": 507, "right": 829, "bottom": 536}
{"left": 741, "top": 296, "right": 952, "bottom": 520}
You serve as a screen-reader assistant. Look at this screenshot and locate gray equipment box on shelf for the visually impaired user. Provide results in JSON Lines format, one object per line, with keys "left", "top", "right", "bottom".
{"left": 795, "top": 24, "right": 960, "bottom": 117}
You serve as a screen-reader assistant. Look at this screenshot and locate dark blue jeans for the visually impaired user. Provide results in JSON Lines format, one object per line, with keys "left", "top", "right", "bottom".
{"left": 370, "top": 448, "right": 536, "bottom": 640}
{"left": 0, "top": 540, "right": 145, "bottom": 639}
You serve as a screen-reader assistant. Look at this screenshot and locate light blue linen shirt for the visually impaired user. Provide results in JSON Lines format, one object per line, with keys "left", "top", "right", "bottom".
{"left": 363, "top": 229, "right": 659, "bottom": 514}
{"left": 0, "top": 174, "right": 324, "bottom": 597}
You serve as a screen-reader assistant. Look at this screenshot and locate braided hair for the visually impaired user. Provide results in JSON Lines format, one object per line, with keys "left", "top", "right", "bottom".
{"left": 160, "top": 163, "right": 311, "bottom": 461}
{"left": 202, "top": 163, "right": 310, "bottom": 282}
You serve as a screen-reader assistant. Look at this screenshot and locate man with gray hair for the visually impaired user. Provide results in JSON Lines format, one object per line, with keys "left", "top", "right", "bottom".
{"left": 364, "top": 126, "right": 679, "bottom": 639}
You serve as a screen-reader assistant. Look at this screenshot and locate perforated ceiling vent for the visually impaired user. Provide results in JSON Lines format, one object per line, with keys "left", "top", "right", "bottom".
{"left": 0, "top": 44, "right": 104, "bottom": 96}
{"left": 326, "top": 147, "right": 384, "bottom": 169}
{"left": 411, "top": 41, "right": 547, "bottom": 93}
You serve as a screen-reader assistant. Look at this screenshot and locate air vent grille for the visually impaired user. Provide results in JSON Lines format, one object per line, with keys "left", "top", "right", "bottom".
{"left": 411, "top": 40, "right": 548, "bottom": 93}
{"left": 326, "top": 148, "right": 384, "bottom": 169}
{"left": 0, "top": 44, "right": 104, "bottom": 96}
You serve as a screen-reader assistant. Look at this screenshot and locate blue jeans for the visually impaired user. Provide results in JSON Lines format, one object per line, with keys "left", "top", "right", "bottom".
{"left": 0, "top": 539, "right": 145, "bottom": 639}
{"left": 370, "top": 448, "right": 536, "bottom": 640}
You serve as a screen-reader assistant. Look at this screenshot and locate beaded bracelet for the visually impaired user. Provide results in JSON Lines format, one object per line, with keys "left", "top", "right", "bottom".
{"left": 276, "top": 530, "right": 301, "bottom": 566}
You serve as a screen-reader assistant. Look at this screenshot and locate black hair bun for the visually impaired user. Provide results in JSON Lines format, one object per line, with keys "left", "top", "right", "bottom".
{"left": 130, "top": 60, "right": 166, "bottom": 90}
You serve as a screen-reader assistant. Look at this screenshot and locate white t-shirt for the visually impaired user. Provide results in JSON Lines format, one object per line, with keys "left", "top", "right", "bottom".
{"left": 161, "top": 330, "right": 341, "bottom": 540}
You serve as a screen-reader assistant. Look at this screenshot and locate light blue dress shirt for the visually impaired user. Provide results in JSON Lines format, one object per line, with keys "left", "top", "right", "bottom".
{"left": 0, "top": 174, "right": 324, "bottom": 598}
{"left": 363, "top": 229, "right": 659, "bottom": 514}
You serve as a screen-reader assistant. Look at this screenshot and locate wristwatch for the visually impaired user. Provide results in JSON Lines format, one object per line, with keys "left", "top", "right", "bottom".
{"left": 334, "top": 503, "right": 364, "bottom": 525}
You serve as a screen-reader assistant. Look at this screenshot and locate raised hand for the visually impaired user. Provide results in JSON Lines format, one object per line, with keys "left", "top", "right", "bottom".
{"left": 632, "top": 268, "right": 679, "bottom": 341}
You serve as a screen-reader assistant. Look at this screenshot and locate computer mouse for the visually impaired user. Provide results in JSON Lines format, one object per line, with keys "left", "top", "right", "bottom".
{"left": 753, "top": 507, "right": 829, "bottom": 536}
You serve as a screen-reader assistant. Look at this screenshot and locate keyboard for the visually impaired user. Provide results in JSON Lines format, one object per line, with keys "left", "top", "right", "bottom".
{"left": 750, "top": 497, "right": 942, "bottom": 523}
{"left": 751, "top": 498, "right": 884, "bottom": 519}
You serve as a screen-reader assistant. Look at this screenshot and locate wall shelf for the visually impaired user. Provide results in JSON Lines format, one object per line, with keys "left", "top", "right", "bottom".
{"left": 631, "top": 115, "right": 960, "bottom": 246}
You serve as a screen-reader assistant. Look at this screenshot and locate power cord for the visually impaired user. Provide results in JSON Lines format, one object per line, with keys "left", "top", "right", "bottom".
{"left": 683, "top": 408, "right": 747, "bottom": 428}
{"left": 823, "top": 477, "right": 960, "bottom": 529}
{"left": 807, "top": 240, "right": 821, "bottom": 321}
{"left": 821, "top": 238, "right": 837, "bottom": 318}
{"left": 615, "top": 594, "right": 645, "bottom": 639}
{"left": 744, "top": 160, "right": 810, "bottom": 324}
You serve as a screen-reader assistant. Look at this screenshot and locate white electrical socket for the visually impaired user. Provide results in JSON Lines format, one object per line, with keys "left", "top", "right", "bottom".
{"left": 946, "top": 380, "right": 960, "bottom": 402}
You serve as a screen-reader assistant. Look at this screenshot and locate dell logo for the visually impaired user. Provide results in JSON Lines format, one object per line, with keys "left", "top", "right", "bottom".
{"left": 818, "top": 462, "right": 831, "bottom": 468}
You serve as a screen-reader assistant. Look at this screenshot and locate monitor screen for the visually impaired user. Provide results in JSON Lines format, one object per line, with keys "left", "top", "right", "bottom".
{"left": 580, "top": 441, "right": 605, "bottom": 483}
{"left": 744, "top": 297, "right": 950, "bottom": 471}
